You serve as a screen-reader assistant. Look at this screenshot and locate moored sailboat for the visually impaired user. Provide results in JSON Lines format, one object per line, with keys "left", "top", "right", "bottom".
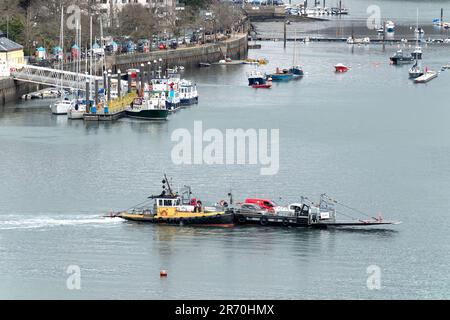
{"left": 409, "top": 10, "right": 425, "bottom": 79}
{"left": 289, "top": 32, "right": 304, "bottom": 77}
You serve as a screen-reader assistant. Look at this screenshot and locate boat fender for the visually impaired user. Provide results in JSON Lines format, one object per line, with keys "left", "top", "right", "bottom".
{"left": 260, "top": 216, "right": 269, "bottom": 226}
{"left": 237, "top": 215, "right": 246, "bottom": 224}
{"left": 158, "top": 217, "right": 164, "bottom": 224}
{"left": 282, "top": 218, "right": 290, "bottom": 227}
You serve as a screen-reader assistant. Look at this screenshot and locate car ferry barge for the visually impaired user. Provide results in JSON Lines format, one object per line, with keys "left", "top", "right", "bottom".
{"left": 230, "top": 195, "right": 401, "bottom": 229}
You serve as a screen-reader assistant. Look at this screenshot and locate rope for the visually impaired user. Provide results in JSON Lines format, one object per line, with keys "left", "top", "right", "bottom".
{"left": 323, "top": 194, "right": 376, "bottom": 220}
{"left": 334, "top": 210, "right": 359, "bottom": 221}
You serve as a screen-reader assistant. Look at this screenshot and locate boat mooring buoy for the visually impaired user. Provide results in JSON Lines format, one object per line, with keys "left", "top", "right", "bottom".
{"left": 160, "top": 270, "right": 168, "bottom": 277}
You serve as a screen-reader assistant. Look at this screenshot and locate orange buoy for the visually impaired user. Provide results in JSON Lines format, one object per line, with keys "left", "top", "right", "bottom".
{"left": 160, "top": 270, "right": 168, "bottom": 277}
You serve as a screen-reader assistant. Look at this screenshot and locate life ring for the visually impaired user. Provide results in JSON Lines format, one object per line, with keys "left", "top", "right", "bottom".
{"left": 282, "top": 218, "right": 290, "bottom": 227}
{"left": 260, "top": 216, "right": 269, "bottom": 226}
{"left": 160, "top": 210, "right": 168, "bottom": 217}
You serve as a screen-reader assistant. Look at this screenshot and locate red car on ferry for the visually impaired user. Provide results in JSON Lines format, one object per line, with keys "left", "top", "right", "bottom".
{"left": 244, "top": 198, "right": 277, "bottom": 212}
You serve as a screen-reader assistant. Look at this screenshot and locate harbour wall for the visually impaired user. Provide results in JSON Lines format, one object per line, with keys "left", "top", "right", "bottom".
{"left": 106, "top": 34, "right": 248, "bottom": 73}
{"left": 0, "top": 77, "right": 40, "bottom": 106}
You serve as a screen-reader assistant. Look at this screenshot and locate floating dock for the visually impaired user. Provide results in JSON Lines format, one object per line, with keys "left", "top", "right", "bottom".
{"left": 414, "top": 71, "right": 438, "bottom": 83}
{"left": 83, "top": 93, "right": 136, "bottom": 122}
{"left": 248, "top": 44, "right": 262, "bottom": 49}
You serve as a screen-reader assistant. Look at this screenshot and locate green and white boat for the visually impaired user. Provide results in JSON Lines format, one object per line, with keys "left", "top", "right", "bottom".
{"left": 126, "top": 95, "right": 169, "bottom": 121}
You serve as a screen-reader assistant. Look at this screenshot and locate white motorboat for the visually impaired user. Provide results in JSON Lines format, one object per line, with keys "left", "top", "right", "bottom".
{"left": 67, "top": 99, "right": 92, "bottom": 119}
{"left": 51, "top": 99, "right": 76, "bottom": 115}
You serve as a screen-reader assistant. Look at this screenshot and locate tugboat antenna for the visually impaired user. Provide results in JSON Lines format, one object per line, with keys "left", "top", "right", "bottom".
{"left": 164, "top": 173, "right": 175, "bottom": 196}
{"left": 228, "top": 189, "right": 233, "bottom": 205}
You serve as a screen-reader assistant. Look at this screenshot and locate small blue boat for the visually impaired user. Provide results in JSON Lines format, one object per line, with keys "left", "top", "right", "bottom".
{"left": 268, "top": 68, "right": 293, "bottom": 81}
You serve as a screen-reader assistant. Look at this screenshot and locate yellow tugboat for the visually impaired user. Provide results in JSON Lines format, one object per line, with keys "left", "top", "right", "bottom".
{"left": 116, "top": 175, "right": 234, "bottom": 227}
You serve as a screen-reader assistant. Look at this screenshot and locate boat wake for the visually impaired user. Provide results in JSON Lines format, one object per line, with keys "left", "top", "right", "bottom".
{"left": 0, "top": 214, "right": 122, "bottom": 230}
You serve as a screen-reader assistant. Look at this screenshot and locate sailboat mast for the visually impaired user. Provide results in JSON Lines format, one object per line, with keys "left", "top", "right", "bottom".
{"left": 293, "top": 30, "right": 296, "bottom": 66}
{"left": 416, "top": 8, "right": 419, "bottom": 46}
{"left": 90, "top": 15, "right": 93, "bottom": 77}
{"left": 60, "top": 6, "right": 64, "bottom": 100}
{"left": 100, "top": 16, "right": 106, "bottom": 75}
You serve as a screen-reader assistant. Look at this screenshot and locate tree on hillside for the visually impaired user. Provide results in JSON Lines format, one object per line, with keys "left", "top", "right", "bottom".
{"left": 179, "top": 0, "right": 212, "bottom": 10}
{"left": 0, "top": 0, "right": 24, "bottom": 40}
{"left": 117, "top": 4, "right": 157, "bottom": 40}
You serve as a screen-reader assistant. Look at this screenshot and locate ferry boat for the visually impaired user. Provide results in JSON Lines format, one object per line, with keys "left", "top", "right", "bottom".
{"left": 179, "top": 80, "right": 199, "bottom": 106}
{"left": 390, "top": 50, "right": 414, "bottom": 65}
{"left": 125, "top": 96, "right": 168, "bottom": 120}
{"left": 334, "top": 63, "right": 350, "bottom": 73}
{"left": 268, "top": 68, "right": 293, "bottom": 81}
{"left": 116, "top": 176, "right": 234, "bottom": 226}
{"left": 151, "top": 78, "right": 181, "bottom": 112}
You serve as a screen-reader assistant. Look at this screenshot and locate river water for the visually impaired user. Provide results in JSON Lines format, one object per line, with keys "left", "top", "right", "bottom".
{"left": 1, "top": 20, "right": 450, "bottom": 299}
{"left": 256, "top": 0, "right": 450, "bottom": 39}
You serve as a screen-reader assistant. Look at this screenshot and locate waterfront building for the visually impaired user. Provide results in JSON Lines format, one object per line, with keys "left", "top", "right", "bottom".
{"left": 0, "top": 33, "right": 25, "bottom": 74}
